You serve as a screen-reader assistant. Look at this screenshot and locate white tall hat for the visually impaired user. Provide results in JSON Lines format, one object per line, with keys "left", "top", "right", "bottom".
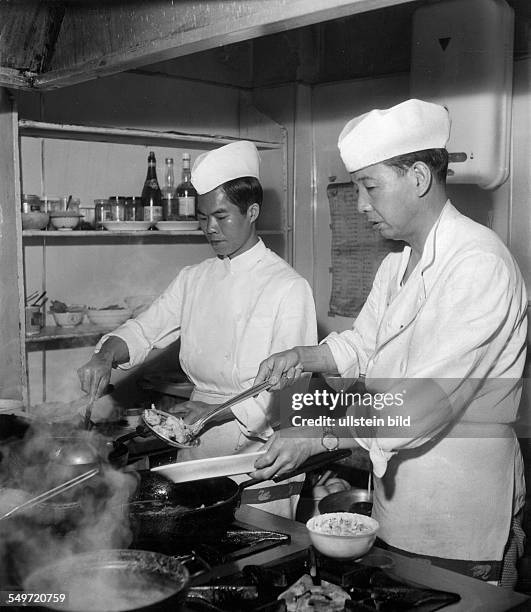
{"left": 191, "top": 141, "right": 260, "bottom": 195}
{"left": 338, "top": 99, "right": 450, "bottom": 173}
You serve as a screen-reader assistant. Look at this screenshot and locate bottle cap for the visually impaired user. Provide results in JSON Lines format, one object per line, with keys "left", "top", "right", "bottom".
{"left": 165, "top": 158, "right": 174, "bottom": 164}
{"left": 182, "top": 153, "right": 191, "bottom": 161}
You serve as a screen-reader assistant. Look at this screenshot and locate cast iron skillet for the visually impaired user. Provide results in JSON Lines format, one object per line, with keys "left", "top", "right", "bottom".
{"left": 127, "top": 449, "right": 351, "bottom": 546}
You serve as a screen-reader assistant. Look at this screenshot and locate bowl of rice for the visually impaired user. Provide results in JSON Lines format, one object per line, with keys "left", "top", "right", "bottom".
{"left": 306, "top": 512, "right": 379, "bottom": 559}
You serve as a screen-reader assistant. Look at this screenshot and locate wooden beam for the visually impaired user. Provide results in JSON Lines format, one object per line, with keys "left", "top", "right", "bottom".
{"left": 0, "top": 88, "right": 26, "bottom": 402}
{"left": 32, "top": 0, "right": 414, "bottom": 90}
{"left": 0, "top": 67, "right": 36, "bottom": 91}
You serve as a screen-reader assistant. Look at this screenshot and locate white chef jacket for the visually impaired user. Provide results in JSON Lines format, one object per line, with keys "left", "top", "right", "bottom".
{"left": 323, "top": 202, "right": 527, "bottom": 562}
{"left": 102, "top": 239, "right": 317, "bottom": 517}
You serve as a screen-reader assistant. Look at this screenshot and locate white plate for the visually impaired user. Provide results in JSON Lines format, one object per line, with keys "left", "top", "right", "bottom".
{"left": 155, "top": 221, "right": 199, "bottom": 231}
{"left": 151, "top": 450, "right": 266, "bottom": 483}
{"left": 103, "top": 221, "right": 152, "bottom": 232}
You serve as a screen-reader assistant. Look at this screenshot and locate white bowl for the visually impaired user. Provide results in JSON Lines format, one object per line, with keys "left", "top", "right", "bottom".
{"left": 21, "top": 211, "right": 49, "bottom": 230}
{"left": 52, "top": 311, "right": 84, "bottom": 327}
{"left": 87, "top": 308, "right": 131, "bottom": 327}
{"left": 49, "top": 212, "right": 82, "bottom": 230}
{"left": 306, "top": 512, "right": 379, "bottom": 559}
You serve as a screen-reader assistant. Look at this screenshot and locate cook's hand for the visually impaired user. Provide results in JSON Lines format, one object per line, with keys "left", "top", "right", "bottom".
{"left": 254, "top": 349, "right": 303, "bottom": 391}
{"left": 249, "top": 428, "right": 321, "bottom": 481}
{"left": 77, "top": 353, "right": 113, "bottom": 400}
{"left": 177, "top": 401, "right": 215, "bottom": 425}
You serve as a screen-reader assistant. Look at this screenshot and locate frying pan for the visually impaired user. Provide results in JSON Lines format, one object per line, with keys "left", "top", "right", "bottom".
{"left": 23, "top": 549, "right": 190, "bottom": 612}
{"left": 126, "top": 450, "right": 351, "bottom": 546}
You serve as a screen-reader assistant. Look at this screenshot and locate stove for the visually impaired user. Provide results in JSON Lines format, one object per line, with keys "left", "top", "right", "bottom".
{"left": 180, "top": 547, "right": 461, "bottom": 612}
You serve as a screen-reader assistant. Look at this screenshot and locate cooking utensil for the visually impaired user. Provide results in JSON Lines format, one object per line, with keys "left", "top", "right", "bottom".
{"left": 30, "top": 290, "right": 46, "bottom": 307}
{"left": 127, "top": 450, "right": 351, "bottom": 545}
{"left": 0, "top": 468, "right": 98, "bottom": 521}
{"left": 83, "top": 396, "right": 95, "bottom": 430}
{"left": 142, "top": 381, "right": 272, "bottom": 449}
{"left": 318, "top": 487, "right": 373, "bottom": 516}
{"left": 24, "top": 549, "right": 190, "bottom": 612}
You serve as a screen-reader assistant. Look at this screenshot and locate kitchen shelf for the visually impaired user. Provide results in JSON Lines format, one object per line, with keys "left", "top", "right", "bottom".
{"left": 25, "top": 324, "right": 112, "bottom": 351}
{"left": 22, "top": 229, "right": 285, "bottom": 238}
{"left": 18, "top": 120, "right": 282, "bottom": 151}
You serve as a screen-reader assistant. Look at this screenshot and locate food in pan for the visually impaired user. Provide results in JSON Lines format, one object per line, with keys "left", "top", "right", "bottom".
{"left": 278, "top": 574, "right": 350, "bottom": 611}
{"left": 143, "top": 407, "right": 192, "bottom": 444}
{"left": 309, "top": 512, "right": 373, "bottom": 536}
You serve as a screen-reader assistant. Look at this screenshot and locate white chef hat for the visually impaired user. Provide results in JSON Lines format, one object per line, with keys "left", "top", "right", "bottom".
{"left": 338, "top": 99, "right": 450, "bottom": 173}
{"left": 191, "top": 141, "right": 260, "bottom": 195}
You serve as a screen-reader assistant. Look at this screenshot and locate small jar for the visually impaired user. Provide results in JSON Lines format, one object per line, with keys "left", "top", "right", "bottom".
{"left": 21, "top": 194, "right": 42, "bottom": 213}
{"left": 125, "top": 196, "right": 143, "bottom": 221}
{"left": 108, "top": 196, "right": 126, "bottom": 221}
{"left": 94, "top": 199, "right": 111, "bottom": 229}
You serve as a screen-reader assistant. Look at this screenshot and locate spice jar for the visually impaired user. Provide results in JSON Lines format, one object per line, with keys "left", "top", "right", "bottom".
{"left": 94, "top": 199, "right": 111, "bottom": 229}
{"left": 125, "top": 196, "right": 143, "bottom": 221}
{"left": 108, "top": 196, "right": 126, "bottom": 222}
{"left": 21, "top": 194, "right": 42, "bottom": 213}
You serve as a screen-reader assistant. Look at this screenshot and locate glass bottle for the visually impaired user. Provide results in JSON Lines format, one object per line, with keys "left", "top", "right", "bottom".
{"left": 162, "top": 157, "right": 178, "bottom": 220}
{"left": 175, "top": 153, "right": 197, "bottom": 220}
{"left": 141, "top": 151, "right": 162, "bottom": 225}
{"left": 94, "top": 199, "right": 110, "bottom": 229}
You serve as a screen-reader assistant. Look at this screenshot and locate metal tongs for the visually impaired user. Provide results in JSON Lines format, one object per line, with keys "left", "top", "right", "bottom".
{"left": 142, "top": 381, "right": 272, "bottom": 449}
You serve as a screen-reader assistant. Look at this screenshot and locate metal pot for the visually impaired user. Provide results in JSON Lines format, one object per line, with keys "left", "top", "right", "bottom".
{"left": 23, "top": 549, "right": 190, "bottom": 612}
{"left": 318, "top": 487, "right": 373, "bottom": 516}
{"left": 127, "top": 450, "right": 351, "bottom": 547}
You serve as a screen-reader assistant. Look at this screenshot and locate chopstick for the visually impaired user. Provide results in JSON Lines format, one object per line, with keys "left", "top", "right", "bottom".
{"left": 0, "top": 468, "right": 98, "bottom": 521}
{"left": 84, "top": 397, "right": 95, "bottom": 430}
{"left": 30, "top": 291, "right": 47, "bottom": 307}
{"left": 25, "top": 290, "right": 39, "bottom": 305}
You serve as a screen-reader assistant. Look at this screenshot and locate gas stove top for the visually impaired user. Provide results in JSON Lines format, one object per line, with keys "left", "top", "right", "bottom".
{"left": 180, "top": 547, "right": 461, "bottom": 612}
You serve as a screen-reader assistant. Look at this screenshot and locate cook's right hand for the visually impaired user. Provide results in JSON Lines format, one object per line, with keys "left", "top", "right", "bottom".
{"left": 254, "top": 348, "right": 304, "bottom": 391}
{"left": 77, "top": 353, "right": 113, "bottom": 400}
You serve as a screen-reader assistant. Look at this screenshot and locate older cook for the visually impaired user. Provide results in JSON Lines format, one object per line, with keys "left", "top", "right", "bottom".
{"left": 78, "top": 141, "right": 317, "bottom": 518}
{"left": 252, "top": 99, "right": 527, "bottom": 586}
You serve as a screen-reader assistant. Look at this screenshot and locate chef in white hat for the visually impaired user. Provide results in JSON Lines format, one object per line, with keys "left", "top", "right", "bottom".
{"left": 252, "top": 99, "right": 527, "bottom": 586}
{"left": 78, "top": 140, "right": 317, "bottom": 519}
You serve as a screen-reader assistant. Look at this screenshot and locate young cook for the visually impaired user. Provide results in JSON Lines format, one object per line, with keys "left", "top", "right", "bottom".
{"left": 78, "top": 141, "right": 317, "bottom": 518}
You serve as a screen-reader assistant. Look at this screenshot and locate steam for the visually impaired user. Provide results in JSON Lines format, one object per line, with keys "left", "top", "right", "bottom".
{"left": 0, "top": 418, "right": 138, "bottom": 587}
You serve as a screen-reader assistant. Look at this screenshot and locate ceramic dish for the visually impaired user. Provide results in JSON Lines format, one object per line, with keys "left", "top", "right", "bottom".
{"left": 102, "top": 221, "right": 152, "bottom": 232}
{"left": 155, "top": 221, "right": 199, "bottom": 231}
{"left": 151, "top": 451, "right": 266, "bottom": 483}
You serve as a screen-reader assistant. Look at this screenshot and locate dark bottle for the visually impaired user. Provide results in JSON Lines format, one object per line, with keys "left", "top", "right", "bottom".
{"left": 175, "top": 153, "right": 197, "bottom": 220}
{"left": 141, "top": 151, "right": 163, "bottom": 225}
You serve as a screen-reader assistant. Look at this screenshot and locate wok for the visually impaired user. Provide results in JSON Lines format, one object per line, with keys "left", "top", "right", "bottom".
{"left": 127, "top": 449, "right": 351, "bottom": 547}
{"left": 23, "top": 549, "right": 189, "bottom": 612}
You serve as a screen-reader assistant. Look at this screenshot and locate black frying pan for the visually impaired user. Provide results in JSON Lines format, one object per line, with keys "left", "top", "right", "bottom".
{"left": 127, "top": 450, "right": 351, "bottom": 546}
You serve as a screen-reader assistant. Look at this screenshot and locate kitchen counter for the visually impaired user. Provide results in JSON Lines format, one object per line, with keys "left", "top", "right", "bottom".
{"left": 193, "top": 505, "right": 530, "bottom": 612}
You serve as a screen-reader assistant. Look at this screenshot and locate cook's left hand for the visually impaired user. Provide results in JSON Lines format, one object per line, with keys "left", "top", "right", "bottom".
{"left": 175, "top": 400, "right": 216, "bottom": 425}
{"left": 249, "top": 428, "right": 322, "bottom": 481}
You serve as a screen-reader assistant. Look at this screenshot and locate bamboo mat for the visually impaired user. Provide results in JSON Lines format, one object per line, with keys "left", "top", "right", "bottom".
{"left": 327, "top": 182, "right": 401, "bottom": 318}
